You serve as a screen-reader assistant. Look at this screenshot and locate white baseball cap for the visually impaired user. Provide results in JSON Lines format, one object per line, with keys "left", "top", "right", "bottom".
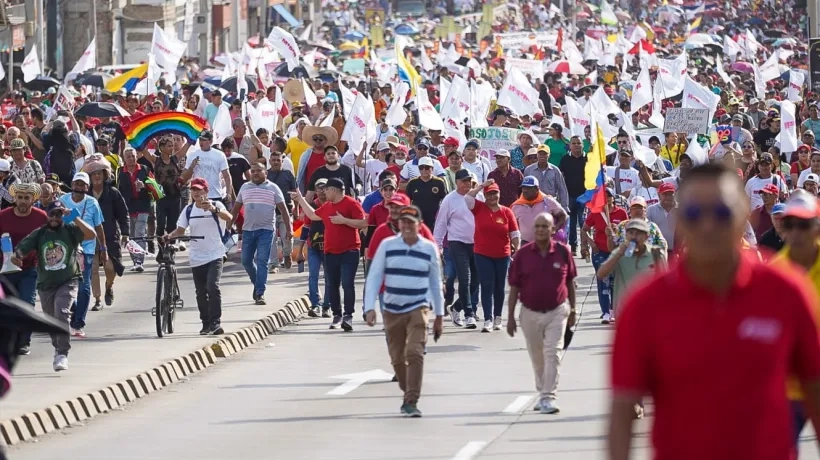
{"left": 806, "top": 173, "right": 820, "bottom": 184}
{"left": 377, "top": 141, "right": 390, "bottom": 151}
{"left": 0, "top": 159, "right": 9, "bottom": 172}
{"left": 72, "top": 172, "right": 91, "bottom": 185}
{"left": 418, "top": 157, "right": 434, "bottom": 168}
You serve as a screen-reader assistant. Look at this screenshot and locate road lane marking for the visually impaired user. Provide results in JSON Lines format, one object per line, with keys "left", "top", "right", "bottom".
{"left": 452, "top": 441, "right": 488, "bottom": 460}
{"left": 326, "top": 369, "right": 393, "bottom": 395}
{"left": 502, "top": 395, "right": 535, "bottom": 413}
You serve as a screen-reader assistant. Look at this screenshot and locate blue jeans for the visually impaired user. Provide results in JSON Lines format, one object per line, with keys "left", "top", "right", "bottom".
{"left": 448, "top": 241, "right": 479, "bottom": 318}
{"left": 568, "top": 196, "right": 585, "bottom": 248}
{"left": 324, "top": 250, "right": 360, "bottom": 318}
{"left": 591, "top": 250, "right": 613, "bottom": 315}
{"left": 70, "top": 253, "right": 95, "bottom": 329}
{"left": 307, "top": 245, "right": 328, "bottom": 308}
{"left": 475, "top": 254, "right": 510, "bottom": 320}
{"left": 6, "top": 268, "right": 38, "bottom": 349}
{"left": 241, "top": 229, "right": 274, "bottom": 297}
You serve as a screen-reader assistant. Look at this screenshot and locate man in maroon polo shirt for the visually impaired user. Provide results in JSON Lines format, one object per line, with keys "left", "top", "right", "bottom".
{"left": 507, "top": 212, "right": 577, "bottom": 415}
{"left": 609, "top": 163, "right": 820, "bottom": 460}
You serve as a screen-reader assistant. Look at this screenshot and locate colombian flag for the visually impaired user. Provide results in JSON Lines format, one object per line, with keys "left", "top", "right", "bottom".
{"left": 688, "top": 17, "right": 702, "bottom": 35}
{"left": 396, "top": 47, "right": 421, "bottom": 95}
{"left": 576, "top": 122, "right": 608, "bottom": 212}
{"left": 105, "top": 63, "right": 149, "bottom": 93}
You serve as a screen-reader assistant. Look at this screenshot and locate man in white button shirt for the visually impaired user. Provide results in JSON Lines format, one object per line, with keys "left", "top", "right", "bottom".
{"left": 399, "top": 138, "right": 445, "bottom": 189}
{"left": 461, "top": 138, "right": 491, "bottom": 183}
{"left": 434, "top": 169, "right": 479, "bottom": 329}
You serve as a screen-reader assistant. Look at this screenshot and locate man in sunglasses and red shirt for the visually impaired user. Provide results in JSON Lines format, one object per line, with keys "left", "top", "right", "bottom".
{"left": 609, "top": 164, "right": 820, "bottom": 460}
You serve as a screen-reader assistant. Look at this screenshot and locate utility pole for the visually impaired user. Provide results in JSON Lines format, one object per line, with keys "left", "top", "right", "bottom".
{"left": 91, "top": 0, "right": 98, "bottom": 48}
{"left": 36, "top": 0, "right": 44, "bottom": 74}
{"left": 1, "top": 0, "right": 12, "bottom": 92}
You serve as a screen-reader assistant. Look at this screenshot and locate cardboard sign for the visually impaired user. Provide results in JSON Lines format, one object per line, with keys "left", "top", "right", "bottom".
{"left": 662, "top": 108, "right": 710, "bottom": 135}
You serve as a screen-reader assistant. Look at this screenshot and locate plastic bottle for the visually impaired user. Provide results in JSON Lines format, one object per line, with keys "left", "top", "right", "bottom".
{"left": 624, "top": 241, "right": 636, "bottom": 257}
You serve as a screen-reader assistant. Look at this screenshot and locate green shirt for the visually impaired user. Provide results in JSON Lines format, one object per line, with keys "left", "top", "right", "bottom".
{"left": 607, "top": 248, "right": 666, "bottom": 308}
{"left": 16, "top": 223, "right": 85, "bottom": 291}
{"left": 546, "top": 138, "right": 569, "bottom": 166}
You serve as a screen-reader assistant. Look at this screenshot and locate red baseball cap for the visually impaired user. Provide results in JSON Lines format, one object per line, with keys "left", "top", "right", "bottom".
{"left": 443, "top": 137, "right": 460, "bottom": 147}
{"left": 658, "top": 182, "right": 676, "bottom": 194}
{"left": 190, "top": 178, "right": 209, "bottom": 191}
{"left": 761, "top": 183, "right": 779, "bottom": 195}
{"left": 484, "top": 183, "right": 500, "bottom": 194}
{"left": 386, "top": 194, "right": 410, "bottom": 206}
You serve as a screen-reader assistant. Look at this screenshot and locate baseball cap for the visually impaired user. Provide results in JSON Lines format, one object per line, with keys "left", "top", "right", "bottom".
{"left": 465, "top": 138, "right": 480, "bottom": 149}
{"left": 731, "top": 114, "right": 744, "bottom": 122}
{"left": 398, "top": 205, "right": 422, "bottom": 223}
{"left": 484, "top": 183, "right": 500, "bottom": 194}
{"left": 526, "top": 148, "right": 539, "bottom": 157}
{"left": 783, "top": 194, "right": 820, "bottom": 219}
{"left": 325, "top": 178, "right": 345, "bottom": 191}
{"left": 386, "top": 194, "right": 410, "bottom": 206}
{"left": 72, "top": 172, "right": 90, "bottom": 185}
{"left": 381, "top": 178, "right": 398, "bottom": 190}
{"left": 443, "top": 137, "right": 460, "bottom": 147}
{"left": 759, "top": 153, "right": 774, "bottom": 163}
{"left": 416, "top": 138, "right": 432, "bottom": 148}
{"left": 521, "top": 176, "right": 539, "bottom": 188}
{"left": 536, "top": 144, "right": 550, "bottom": 154}
{"left": 46, "top": 200, "right": 65, "bottom": 213}
{"left": 418, "top": 157, "right": 434, "bottom": 168}
{"left": 749, "top": 98, "right": 760, "bottom": 105}
{"left": 605, "top": 187, "right": 616, "bottom": 197}
{"left": 658, "top": 182, "right": 676, "bottom": 194}
{"left": 9, "top": 138, "right": 25, "bottom": 150}
{"left": 494, "top": 149, "right": 511, "bottom": 158}
{"left": 761, "top": 183, "right": 779, "bottom": 195}
{"left": 377, "top": 141, "right": 390, "bottom": 151}
{"left": 315, "top": 178, "right": 329, "bottom": 188}
{"left": 806, "top": 173, "right": 820, "bottom": 184}
{"left": 625, "top": 219, "right": 650, "bottom": 233}
{"left": 619, "top": 149, "right": 634, "bottom": 157}
{"left": 199, "top": 130, "right": 214, "bottom": 140}
{"left": 190, "top": 177, "right": 209, "bottom": 190}
{"left": 455, "top": 169, "right": 472, "bottom": 181}
{"left": 95, "top": 136, "right": 110, "bottom": 145}
{"left": 629, "top": 196, "right": 647, "bottom": 208}
{"left": 772, "top": 203, "right": 787, "bottom": 215}
{"left": 0, "top": 159, "right": 9, "bottom": 173}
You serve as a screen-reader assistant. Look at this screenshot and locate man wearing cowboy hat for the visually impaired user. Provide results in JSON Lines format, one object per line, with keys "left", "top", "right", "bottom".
{"left": 295, "top": 125, "right": 340, "bottom": 195}
{"left": 0, "top": 182, "right": 48, "bottom": 355}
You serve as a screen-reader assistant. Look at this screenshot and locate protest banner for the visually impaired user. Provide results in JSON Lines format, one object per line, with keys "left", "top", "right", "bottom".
{"left": 662, "top": 107, "right": 710, "bottom": 135}
{"left": 468, "top": 126, "right": 551, "bottom": 168}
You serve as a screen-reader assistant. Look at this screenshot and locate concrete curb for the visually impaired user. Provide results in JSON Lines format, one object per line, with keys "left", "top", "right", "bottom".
{"left": 0, "top": 296, "right": 310, "bottom": 448}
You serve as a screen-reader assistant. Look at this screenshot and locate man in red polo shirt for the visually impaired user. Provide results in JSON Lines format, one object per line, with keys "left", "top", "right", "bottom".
{"left": 507, "top": 212, "right": 577, "bottom": 415}
{"left": 609, "top": 163, "right": 820, "bottom": 460}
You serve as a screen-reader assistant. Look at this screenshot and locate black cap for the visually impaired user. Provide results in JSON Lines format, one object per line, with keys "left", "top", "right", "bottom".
{"left": 398, "top": 205, "right": 422, "bottom": 223}
{"left": 199, "top": 130, "right": 214, "bottom": 140}
{"left": 326, "top": 177, "right": 345, "bottom": 191}
{"left": 619, "top": 149, "right": 634, "bottom": 157}
{"left": 95, "top": 136, "right": 110, "bottom": 145}
{"left": 455, "top": 169, "right": 472, "bottom": 181}
{"left": 760, "top": 153, "right": 774, "bottom": 163}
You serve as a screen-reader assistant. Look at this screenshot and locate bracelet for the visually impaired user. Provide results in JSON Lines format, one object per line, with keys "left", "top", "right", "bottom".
{"left": 570, "top": 309, "right": 577, "bottom": 313}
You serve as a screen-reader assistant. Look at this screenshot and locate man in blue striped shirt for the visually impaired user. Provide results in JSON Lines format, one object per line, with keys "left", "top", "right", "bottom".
{"left": 364, "top": 205, "right": 444, "bottom": 418}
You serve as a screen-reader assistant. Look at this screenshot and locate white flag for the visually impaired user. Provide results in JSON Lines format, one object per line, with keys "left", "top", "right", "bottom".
{"left": 416, "top": 84, "right": 445, "bottom": 131}
{"left": 320, "top": 105, "right": 336, "bottom": 127}
{"left": 681, "top": 76, "right": 719, "bottom": 121}
{"left": 266, "top": 27, "right": 300, "bottom": 71}
{"left": 341, "top": 94, "right": 373, "bottom": 155}
{"left": 600, "top": 0, "right": 618, "bottom": 25}
{"left": 338, "top": 78, "right": 356, "bottom": 119}
{"left": 254, "top": 98, "right": 278, "bottom": 134}
{"left": 420, "top": 49, "right": 435, "bottom": 72}
{"left": 630, "top": 65, "right": 652, "bottom": 113}
{"left": 723, "top": 35, "right": 743, "bottom": 60}
{"left": 628, "top": 25, "right": 647, "bottom": 44}
{"left": 302, "top": 78, "right": 317, "bottom": 107}
{"left": 66, "top": 38, "right": 96, "bottom": 82}
{"left": 469, "top": 79, "right": 494, "bottom": 128}
{"left": 496, "top": 68, "right": 539, "bottom": 116}
{"left": 787, "top": 71, "right": 805, "bottom": 102}
{"left": 655, "top": 53, "right": 687, "bottom": 98}
{"left": 743, "top": 29, "right": 761, "bottom": 59}
{"left": 212, "top": 104, "right": 234, "bottom": 145}
{"left": 327, "top": 59, "right": 338, "bottom": 72}
{"left": 777, "top": 100, "right": 799, "bottom": 153}
{"left": 21, "top": 47, "right": 40, "bottom": 83}
{"left": 715, "top": 56, "right": 733, "bottom": 87}
{"left": 439, "top": 75, "right": 470, "bottom": 122}
{"left": 151, "top": 23, "right": 187, "bottom": 71}
{"left": 565, "top": 96, "right": 591, "bottom": 138}
{"left": 684, "top": 136, "right": 708, "bottom": 166}
{"left": 758, "top": 52, "right": 781, "bottom": 82}
{"left": 752, "top": 61, "right": 766, "bottom": 99}
{"left": 386, "top": 82, "right": 409, "bottom": 127}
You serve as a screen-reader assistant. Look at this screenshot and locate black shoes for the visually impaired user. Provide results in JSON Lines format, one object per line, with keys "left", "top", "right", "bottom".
{"left": 104, "top": 286, "right": 114, "bottom": 306}
{"left": 91, "top": 299, "right": 103, "bottom": 311}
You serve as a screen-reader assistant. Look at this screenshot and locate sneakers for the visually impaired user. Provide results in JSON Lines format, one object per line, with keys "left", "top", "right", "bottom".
{"left": 255, "top": 296, "right": 266, "bottom": 305}
{"left": 199, "top": 323, "right": 210, "bottom": 335}
{"left": 330, "top": 315, "right": 343, "bottom": 329}
{"left": 452, "top": 310, "right": 464, "bottom": 327}
{"left": 284, "top": 256, "right": 292, "bottom": 269}
{"left": 493, "top": 317, "right": 503, "bottom": 330}
{"left": 533, "top": 400, "right": 542, "bottom": 411}
{"left": 268, "top": 264, "right": 279, "bottom": 274}
{"left": 71, "top": 328, "right": 86, "bottom": 338}
{"left": 400, "top": 403, "right": 422, "bottom": 417}
{"left": 465, "top": 316, "right": 477, "bottom": 329}
{"left": 321, "top": 307, "right": 331, "bottom": 318}
{"left": 104, "top": 287, "right": 114, "bottom": 306}
{"left": 341, "top": 316, "right": 353, "bottom": 332}
{"left": 308, "top": 306, "right": 320, "bottom": 317}
{"left": 53, "top": 354, "right": 68, "bottom": 372}
{"left": 210, "top": 322, "right": 224, "bottom": 335}
{"left": 16, "top": 345, "right": 31, "bottom": 356}
{"left": 131, "top": 264, "right": 144, "bottom": 273}
{"left": 91, "top": 299, "right": 103, "bottom": 311}
{"left": 539, "top": 400, "right": 560, "bottom": 414}
{"left": 252, "top": 292, "right": 260, "bottom": 302}
{"left": 602, "top": 313, "right": 612, "bottom": 324}
{"left": 481, "top": 320, "right": 492, "bottom": 332}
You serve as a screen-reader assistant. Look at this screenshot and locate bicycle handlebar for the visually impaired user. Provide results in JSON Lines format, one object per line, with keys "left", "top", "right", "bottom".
{"left": 131, "top": 236, "right": 205, "bottom": 242}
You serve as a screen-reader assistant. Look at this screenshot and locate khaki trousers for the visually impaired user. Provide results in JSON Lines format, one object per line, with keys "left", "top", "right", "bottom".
{"left": 91, "top": 249, "right": 116, "bottom": 300}
{"left": 383, "top": 307, "right": 429, "bottom": 405}
{"left": 520, "top": 302, "right": 569, "bottom": 402}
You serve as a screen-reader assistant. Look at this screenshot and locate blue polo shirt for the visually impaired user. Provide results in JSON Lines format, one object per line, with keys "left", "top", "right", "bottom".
{"left": 60, "top": 194, "right": 104, "bottom": 255}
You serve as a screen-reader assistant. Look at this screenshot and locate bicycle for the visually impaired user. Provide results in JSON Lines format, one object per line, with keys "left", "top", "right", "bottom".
{"left": 132, "top": 236, "right": 203, "bottom": 337}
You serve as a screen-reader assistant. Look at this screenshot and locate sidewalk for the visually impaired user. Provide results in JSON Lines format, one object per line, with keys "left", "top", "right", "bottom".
{"left": 1, "top": 252, "right": 311, "bottom": 421}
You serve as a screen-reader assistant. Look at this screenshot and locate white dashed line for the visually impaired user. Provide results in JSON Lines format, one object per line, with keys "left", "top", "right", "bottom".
{"left": 502, "top": 395, "right": 535, "bottom": 413}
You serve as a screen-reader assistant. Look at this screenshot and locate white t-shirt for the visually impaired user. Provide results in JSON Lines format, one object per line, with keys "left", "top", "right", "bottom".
{"left": 605, "top": 166, "right": 640, "bottom": 194}
{"left": 185, "top": 147, "right": 230, "bottom": 199}
{"left": 462, "top": 158, "right": 491, "bottom": 183}
{"left": 744, "top": 174, "right": 787, "bottom": 210}
{"left": 362, "top": 158, "right": 388, "bottom": 189}
{"left": 797, "top": 168, "right": 820, "bottom": 188}
{"left": 177, "top": 200, "right": 229, "bottom": 267}
{"left": 629, "top": 186, "right": 660, "bottom": 207}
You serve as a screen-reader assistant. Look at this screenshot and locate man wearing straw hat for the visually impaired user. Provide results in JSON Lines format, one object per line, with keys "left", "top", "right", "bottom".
{"left": 294, "top": 125, "right": 340, "bottom": 195}
{"left": 0, "top": 182, "right": 47, "bottom": 355}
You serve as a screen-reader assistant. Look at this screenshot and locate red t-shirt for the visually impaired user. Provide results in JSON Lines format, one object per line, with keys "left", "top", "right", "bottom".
{"left": 790, "top": 160, "right": 809, "bottom": 175}
{"left": 314, "top": 196, "right": 365, "bottom": 254}
{"left": 0, "top": 207, "right": 48, "bottom": 269}
{"left": 386, "top": 164, "right": 403, "bottom": 179}
{"left": 583, "top": 207, "right": 628, "bottom": 252}
{"left": 305, "top": 150, "right": 327, "bottom": 186}
{"left": 366, "top": 221, "right": 435, "bottom": 259}
{"left": 471, "top": 201, "right": 519, "bottom": 258}
{"left": 612, "top": 253, "right": 820, "bottom": 460}
{"left": 366, "top": 202, "right": 390, "bottom": 228}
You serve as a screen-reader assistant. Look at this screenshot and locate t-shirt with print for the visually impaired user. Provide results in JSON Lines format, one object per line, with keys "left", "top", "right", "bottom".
{"left": 154, "top": 155, "right": 182, "bottom": 197}
{"left": 59, "top": 194, "right": 103, "bottom": 255}
{"left": 11, "top": 160, "right": 44, "bottom": 185}
{"left": 605, "top": 166, "right": 640, "bottom": 195}
{"left": 98, "top": 122, "right": 126, "bottom": 154}
{"left": 0, "top": 207, "right": 48, "bottom": 269}
{"left": 185, "top": 147, "right": 230, "bottom": 200}
{"left": 236, "top": 181, "right": 284, "bottom": 232}
{"left": 226, "top": 152, "right": 251, "bottom": 195}
{"left": 314, "top": 196, "right": 365, "bottom": 254}
{"left": 177, "top": 200, "right": 229, "bottom": 267}
{"left": 628, "top": 186, "right": 660, "bottom": 207}
{"left": 744, "top": 174, "right": 787, "bottom": 210}
{"left": 15, "top": 222, "right": 84, "bottom": 291}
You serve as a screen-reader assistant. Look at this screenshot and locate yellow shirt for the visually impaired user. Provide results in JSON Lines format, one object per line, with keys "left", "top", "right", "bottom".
{"left": 285, "top": 137, "right": 310, "bottom": 168}
{"left": 660, "top": 145, "right": 683, "bottom": 168}
{"left": 771, "top": 245, "right": 820, "bottom": 400}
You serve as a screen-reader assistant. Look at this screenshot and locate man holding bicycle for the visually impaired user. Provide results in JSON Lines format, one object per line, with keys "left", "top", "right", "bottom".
{"left": 166, "top": 178, "right": 232, "bottom": 335}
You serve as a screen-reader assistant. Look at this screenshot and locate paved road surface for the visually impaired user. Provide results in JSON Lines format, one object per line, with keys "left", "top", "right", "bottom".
{"left": 1, "top": 250, "right": 307, "bottom": 420}
{"left": 8, "top": 262, "right": 820, "bottom": 459}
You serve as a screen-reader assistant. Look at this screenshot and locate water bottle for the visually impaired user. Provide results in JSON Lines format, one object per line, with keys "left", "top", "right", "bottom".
{"left": 624, "top": 241, "right": 637, "bottom": 258}
{"left": 1, "top": 233, "right": 20, "bottom": 274}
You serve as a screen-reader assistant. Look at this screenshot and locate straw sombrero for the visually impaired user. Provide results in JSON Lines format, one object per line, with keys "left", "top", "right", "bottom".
{"left": 300, "top": 126, "right": 339, "bottom": 146}
{"left": 9, "top": 182, "right": 41, "bottom": 201}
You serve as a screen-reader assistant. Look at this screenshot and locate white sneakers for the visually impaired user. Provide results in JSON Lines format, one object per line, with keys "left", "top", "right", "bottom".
{"left": 602, "top": 313, "right": 612, "bottom": 324}
{"left": 539, "top": 399, "right": 560, "bottom": 414}
{"left": 53, "top": 354, "right": 68, "bottom": 372}
{"left": 452, "top": 310, "right": 464, "bottom": 327}
{"left": 465, "top": 316, "right": 477, "bottom": 329}
{"left": 481, "top": 320, "right": 493, "bottom": 332}
{"left": 493, "top": 317, "right": 503, "bottom": 330}
{"left": 71, "top": 328, "right": 86, "bottom": 338}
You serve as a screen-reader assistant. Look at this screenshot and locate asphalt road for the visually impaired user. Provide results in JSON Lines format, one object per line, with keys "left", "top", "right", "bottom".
{"left": 8, "top": 262, "right": 820, "bottom": 460}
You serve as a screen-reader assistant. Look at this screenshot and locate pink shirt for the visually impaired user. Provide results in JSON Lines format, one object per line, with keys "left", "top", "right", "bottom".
{"left": 510, "top": 196, "right": 562, "bottom": 242}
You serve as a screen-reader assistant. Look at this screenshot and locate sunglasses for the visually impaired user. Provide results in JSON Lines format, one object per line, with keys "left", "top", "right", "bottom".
{"left": 783, "top": 218, "right": 815, "bottom": 231}
{"left": 312, "top": 136, "right": 326, "bottom": 142}
{"left": 416, "top": 146, "right": 428, "bottom": 150}
{"left": 681, "top": 202, "right": 732, "bottom": 223}
{"left": 419, "top": 165, "right": 433, "bottom": 170}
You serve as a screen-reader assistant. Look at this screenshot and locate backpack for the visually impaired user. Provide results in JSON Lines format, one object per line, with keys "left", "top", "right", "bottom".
{"left": 184, "top": 203, "right": 231, "bottom": 244}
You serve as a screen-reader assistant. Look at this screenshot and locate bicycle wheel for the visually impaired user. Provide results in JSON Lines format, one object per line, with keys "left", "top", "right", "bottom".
{"left": 155, "top": 267, "right": 167, "bottom": 338}
{"left": 165, "top": 268, "right": 176, "bottom": 334}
